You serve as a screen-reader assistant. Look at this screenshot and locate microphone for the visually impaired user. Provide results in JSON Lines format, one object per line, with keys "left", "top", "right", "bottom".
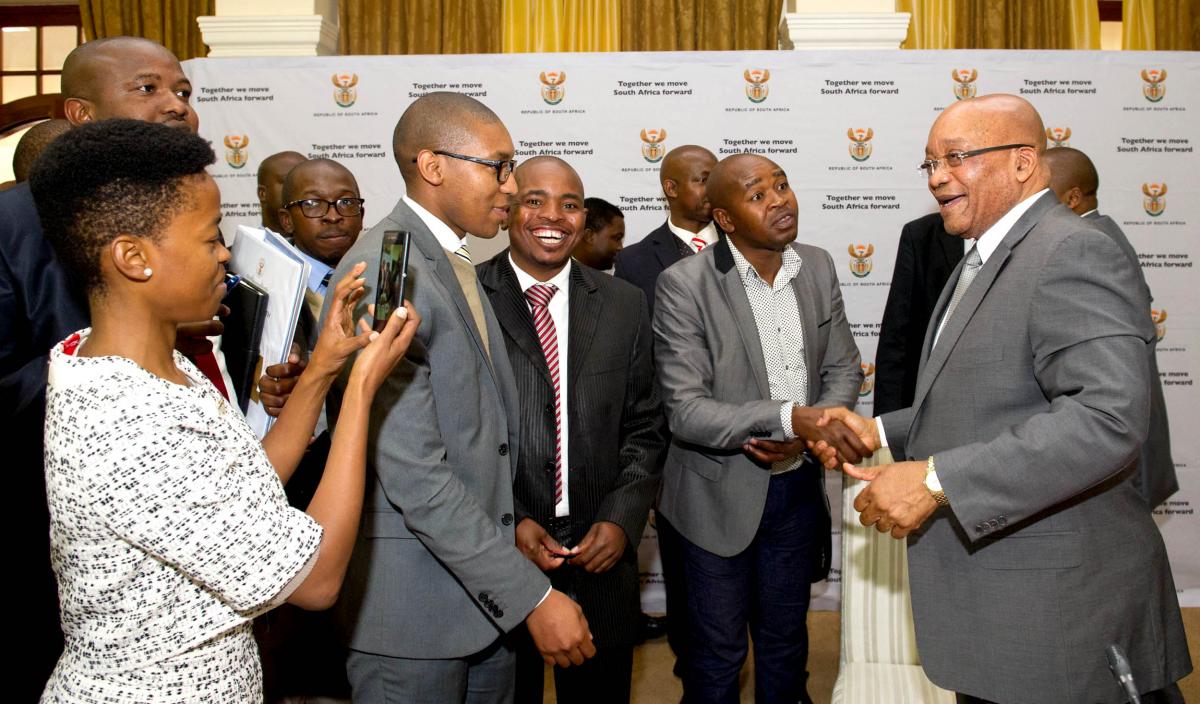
{"left": 1106, "top": 644, "right": 1141, "bottom": 704}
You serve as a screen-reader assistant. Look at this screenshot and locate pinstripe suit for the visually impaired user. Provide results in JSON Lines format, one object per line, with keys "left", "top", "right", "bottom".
{"left": 478, "top": 254, "right": 665, "bottom": 700}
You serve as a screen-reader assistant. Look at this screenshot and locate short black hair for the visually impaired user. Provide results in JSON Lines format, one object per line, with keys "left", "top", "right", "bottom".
{"left": 13, "top": 119, "right": 70, "bottom": 182}
{"left": 584, "top": 197, "right": 623, "bottom": 231}
{"left": 29, "top": 118, "right": 215, "bottom": 295}
{"left": 393, "top": 91, "right": 503, "bottom": 181}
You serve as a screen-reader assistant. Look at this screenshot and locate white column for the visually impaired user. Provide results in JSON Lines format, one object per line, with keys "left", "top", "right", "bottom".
{"left": 197, "top": 0, "right": 339, "bottom": 57}
{"left": 779, "top": 0, "right": 911, "bottom": 50}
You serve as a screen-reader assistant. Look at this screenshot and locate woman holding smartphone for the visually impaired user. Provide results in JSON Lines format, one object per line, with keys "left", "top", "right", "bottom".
{"left": 31, "top": 119, "right": 419, "bottom": 703}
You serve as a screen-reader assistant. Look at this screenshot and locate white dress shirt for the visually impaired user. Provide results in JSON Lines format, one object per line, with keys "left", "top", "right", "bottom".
{"left": 510, "top": 256, "right": 573, "bottom": 517}
{"left": 877, "top": 189, "right": 1050, "bottom": 448}
{"left": 404, "top": 195, "right": 468, "bottom": 253}
{"left": 667, "top": 218, "right": 718, "bottom": 253}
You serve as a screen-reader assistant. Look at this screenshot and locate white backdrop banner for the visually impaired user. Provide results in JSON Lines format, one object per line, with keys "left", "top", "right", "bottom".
{"left": 184, "top": 50, "right": 1198, "bottom": 612}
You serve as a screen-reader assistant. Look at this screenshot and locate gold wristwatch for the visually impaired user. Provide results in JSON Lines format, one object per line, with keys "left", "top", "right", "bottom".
{"left": 925, "top": 456, "right": 949, "bottom": 507}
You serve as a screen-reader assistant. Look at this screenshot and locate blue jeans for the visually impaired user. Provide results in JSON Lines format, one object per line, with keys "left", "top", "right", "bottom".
{"left": 679, "top": 467, "right": 827, "bottom": 704}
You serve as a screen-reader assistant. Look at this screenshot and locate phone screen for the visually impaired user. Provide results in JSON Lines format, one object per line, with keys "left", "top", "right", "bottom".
{"left": 374, "top": 230, "right": 411, "bottom": 332}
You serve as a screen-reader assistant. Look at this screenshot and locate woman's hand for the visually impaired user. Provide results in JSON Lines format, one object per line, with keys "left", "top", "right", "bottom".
{"left": 308, "top": 263, "right": 373, "bottom": 379}
{"left": 347, "top": 300, "right": 420, "bottom": 396}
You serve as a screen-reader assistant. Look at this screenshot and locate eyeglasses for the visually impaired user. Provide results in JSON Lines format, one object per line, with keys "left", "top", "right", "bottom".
{"left": 284, "top": 197, "right": 365, "bottom": 218}
{"left": 918, "top": 144, "right": 1033, "bottom": 178}
{"left": 413, "top": 150, "right": 516, "bottom": 183}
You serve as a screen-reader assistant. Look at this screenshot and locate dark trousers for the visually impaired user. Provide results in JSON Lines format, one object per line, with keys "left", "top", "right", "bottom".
{"left": 655, "top": 510, "right": 690, "bottom": 681}
{"left": 514, "top": 627, "right": 633, "bottom": 704}
{"left": 346, "top": 637, "right": 515, "bottom": 704}
{"left": 679, "top": 468, "right": 826, "bottom": 704}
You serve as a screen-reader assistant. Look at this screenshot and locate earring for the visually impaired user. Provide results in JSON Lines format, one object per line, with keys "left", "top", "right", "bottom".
{"left": 143, "top": 267, "right": 153, "bottom": 278}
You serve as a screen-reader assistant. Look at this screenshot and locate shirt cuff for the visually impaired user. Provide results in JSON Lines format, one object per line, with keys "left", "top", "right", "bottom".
{"left": 875, "top": 417, "right": 890, "bottom": 449}
{"left": 535, "top": 585, "right": 553, "bottom": 609}
{"left": 780, "top": 402, "right": 796, "bottom": 440}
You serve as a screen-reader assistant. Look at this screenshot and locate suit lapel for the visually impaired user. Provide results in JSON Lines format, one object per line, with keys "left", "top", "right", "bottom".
{"left": 911, "top": 192, "right": 1059, "bottom": 411}
{"left": 712, "top": 239, "right": 772, "bottom": 399}
{"left": 567, "top": 262, "right": 600, "bottom": 389}
{"left": 479, "top": 254, "right": 552, "bottom": 385}
{"left": 788, "top": 247, "right": 821, "bottom": 404}
{"left": 650, "top": 224, "right": 683, "bottom": 273}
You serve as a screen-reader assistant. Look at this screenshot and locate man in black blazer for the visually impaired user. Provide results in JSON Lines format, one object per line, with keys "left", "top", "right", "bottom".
{"left": 1044, "top": 146, "right": 1178, "bottom": 508}
{"left": 874, "top": 212, "right": 963, "bottom": 415}
{"left": 611, "top": 143, "right": 717, "bottom": 678}
{"left": 478, "top": 156, "right": 666, "bottom": 703}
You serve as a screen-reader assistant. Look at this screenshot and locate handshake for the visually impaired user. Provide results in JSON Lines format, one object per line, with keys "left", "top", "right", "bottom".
{"left": 743, "top": 405, "right": 880, "bottom": 474}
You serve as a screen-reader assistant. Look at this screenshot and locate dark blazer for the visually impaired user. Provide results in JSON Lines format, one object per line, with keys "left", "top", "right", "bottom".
{"left": 477, "top": 255, "right": 665, "bottom": 648}
{"left": 874, "top": 212, "right": 962, "bottom": 415}
{"left": 325, "top": 199, "right": 549, "bottom": 660}
{"left": 1085, "top": 210, "right": 1177, "bottom": 508}
{"left": 612, "top": 221, "right": 686, "bottom": 314}
{"left": 653, "top": 238, "right": 862, "bottom": 559}
{"left": 880, "top": 194, "right": 1190, "bottom": 702}
{"left": 0, "top": 182, "right": 87, "bottom": 699}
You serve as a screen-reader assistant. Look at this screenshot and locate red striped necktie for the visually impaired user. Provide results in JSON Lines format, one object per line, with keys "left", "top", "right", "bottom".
{"left": 691, "top": 236, "right": 707, "bottom": 252}
{"left": 525, "top": 283, "right": 564, "bottom": 509}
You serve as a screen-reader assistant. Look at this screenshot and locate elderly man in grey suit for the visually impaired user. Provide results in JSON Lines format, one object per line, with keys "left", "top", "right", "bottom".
{"left": 325, "top": 92, "right": 594, "bottom": 704}
{"left": 1043, "top": 145, "right": 1178, "bottom": 509}
{"left": 653, "top": 153, "right": 867, "bottom": 703}
{"left": 815, "top": 95, "right": 1191, "bottom": 703}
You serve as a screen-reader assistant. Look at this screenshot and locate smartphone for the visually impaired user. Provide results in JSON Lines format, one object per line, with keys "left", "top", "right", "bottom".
{"left": 374, "top": 230, "right": 411, "bottom": 332}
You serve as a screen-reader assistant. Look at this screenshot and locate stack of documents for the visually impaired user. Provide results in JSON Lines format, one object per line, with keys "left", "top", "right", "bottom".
{"left": 228, "top": 225, "right": 311, "bottom": 437}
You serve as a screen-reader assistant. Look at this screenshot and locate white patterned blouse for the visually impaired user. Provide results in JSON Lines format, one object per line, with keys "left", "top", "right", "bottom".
{"left": 41, "top": 330, "right": 323, "bottom": 703}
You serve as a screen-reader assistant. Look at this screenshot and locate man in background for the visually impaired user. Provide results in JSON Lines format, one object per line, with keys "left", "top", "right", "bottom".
{"left": 1043, "top": 145, "right": 1178, "bottom": 509}
{"left": 572, "top": 196, "right": 625, "bottom": 272}
{"left": 258, "top": 150, "right": 308, "bottom": 236}
{"left": 874, "top": 213, "right": 963, "bottom": 415}
{"left": 11, "top": 119, "right": 71, "bottom": 184}
{"left": 479, "top": 155, "right": 664, "bottom": 703}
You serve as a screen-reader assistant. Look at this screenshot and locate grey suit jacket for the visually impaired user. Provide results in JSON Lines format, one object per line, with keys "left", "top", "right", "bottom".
{"left": 881, "top": 193, "right": 1190, "bottom": 702}
{"left": 324, "top": 199, "right": 549, "bottom": 659}
{"left": 653, "top": 238, "right": 862, "bottom": 558}
{"left": 1084, "top": 210, "right": 1178, "bottom": 508}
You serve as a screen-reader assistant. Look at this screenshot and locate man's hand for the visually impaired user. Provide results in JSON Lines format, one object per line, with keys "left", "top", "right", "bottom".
{"left": 174, "top": 304, "right": 228, "bottom": 357}
{"left": 515, "top": 518, "right": 571, "bottom": 571}
{"left": 808, "top": 407, "right": 882, "bottom": 470}
{"left": 851, "top": 460, "right": 937, "bottom": 539}
{"left": 259, "top": 342, "right": 306, "bottom": 417}
{"left": 526, "top": 589, "right": 596, "bottom": 667}
{"left": 572, "top": 521, "right": 626, "bottom": 574}
{"left": 744, "top": 437, "right": 807, "bottom": 465}
{"left": 794, "top": 406, "right": 874, "bottom": 466}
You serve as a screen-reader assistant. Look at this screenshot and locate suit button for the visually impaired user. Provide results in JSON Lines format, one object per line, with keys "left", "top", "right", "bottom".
{"left": 501, "top": 513, "right": 514, "bottom": 526}
{"left": 496, "top": 609, "right": 504, "bottom": 618}
{"left": 545, "top": 460, "right": 555, "bottom": 473}
{"left": 998, "top": 515, "right": 1008, "bottom": 527}
{"left": 545, "top": 403, "right": 554, "bottom": 413}
{"left": 499, "top": 443, "right": 509, "bottom": 456}
{"left": 988, "top": 519, "right": 999, "bottom": 529}
{"left": 478, "top": 592, "right": 488, "bottom": 602}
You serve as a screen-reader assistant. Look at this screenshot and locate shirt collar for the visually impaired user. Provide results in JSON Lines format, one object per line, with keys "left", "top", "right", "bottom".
{"left": 1079, "top": 208, "right": 1098, "bottom": 218}
{"left": 972, "top": 188, "right": 1048, "bottom": 265}
{"left": 296, "top": 248, "right": 334, "bottom": 294}
{"left": 403, "top": 195, "right": 468, "bottom": 253}
{"left": 667, "top": 218, "right": 718, "bottom": 250}
{"left": 726, "top": 238, "right": 802, "bottom": 289}
{"left": 509, "top": 253, "right": 572, "bottom": 295}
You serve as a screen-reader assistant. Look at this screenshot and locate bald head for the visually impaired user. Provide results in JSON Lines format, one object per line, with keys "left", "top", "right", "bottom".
{"left": 393, "top": 91, "right": 504, "bottom": 182}
{"left": 60, "top": 37, "right": 197, "bottom": 132}
{"left": 257, "top": 151, "right": 307, "bottom": 232}
{"left": 660, "top": 144, "right": 717, "bottom": 231}
{"left": 513, "top": 155, "right": 583, "bottom": 192}
{"left": 706, "top": 153, "right": 798, "bottom": 253}
{"left": 706, "top": 153, "right": 771, "bottom": 212}
{"left": 13, "top": 119, "right": 70, "bottom": 182}
{"left": 926, "top": 94, "right": 1048, "bottom": 238}
{"left": 281, "top": 158, "right": 359, "bottom": 204}
{"left": 507, "top": 154, "right": 587, "bottom": 279}
{"left": 1043, "top": 147, "right": 1099, "bottom": 215}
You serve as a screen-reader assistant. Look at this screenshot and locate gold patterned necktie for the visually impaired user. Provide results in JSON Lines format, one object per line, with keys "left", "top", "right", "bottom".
{"left": 445, "top": 248, "right": 491, "bottom": 361}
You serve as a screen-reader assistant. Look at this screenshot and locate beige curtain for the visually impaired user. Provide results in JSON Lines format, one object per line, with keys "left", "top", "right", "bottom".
{"left": 339, "top": 0, "right": 502, "bottom": 55}
{"left": 503, "top": 0, "right": 621, "bottom": 53}
{"left": 1124, "top": 0, "right": 1200, "bottom": 50}
{"left": 619, "top": 0, "right": 784, "bottom": 51}
{"left": 80, "top": 0, "right": 214, "bottom": 60}
{"left": 900, "top": 0, "right": 1099, "bottom": 49}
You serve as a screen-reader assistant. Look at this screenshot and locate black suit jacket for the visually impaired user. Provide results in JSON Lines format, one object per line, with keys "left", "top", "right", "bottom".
{"left": 612, "top": 221, "right": 685, "bottom": 314}
{"left": 0, "top": 182, "right": 87, "bottom": 698}
{"left": 477, "top": 254, "right": 666, "bottom": 648}
{"left": 874, "top": 212, "right": 963, "bottom": 415}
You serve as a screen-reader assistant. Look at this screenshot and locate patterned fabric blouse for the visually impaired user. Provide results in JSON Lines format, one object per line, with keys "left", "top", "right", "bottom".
{"left": 41, "top": 330, "right": 322, "bottom": 703}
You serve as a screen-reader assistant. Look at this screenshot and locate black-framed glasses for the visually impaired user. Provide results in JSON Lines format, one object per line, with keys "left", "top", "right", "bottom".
{"left": 413, "top": 150, "right": 516, "bottom": 183}
{"left": 285, "top": 197, "right": 365, "bottom": 218}
{"left": 918, "top": 144, "right": 1033, "bottom": 177}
